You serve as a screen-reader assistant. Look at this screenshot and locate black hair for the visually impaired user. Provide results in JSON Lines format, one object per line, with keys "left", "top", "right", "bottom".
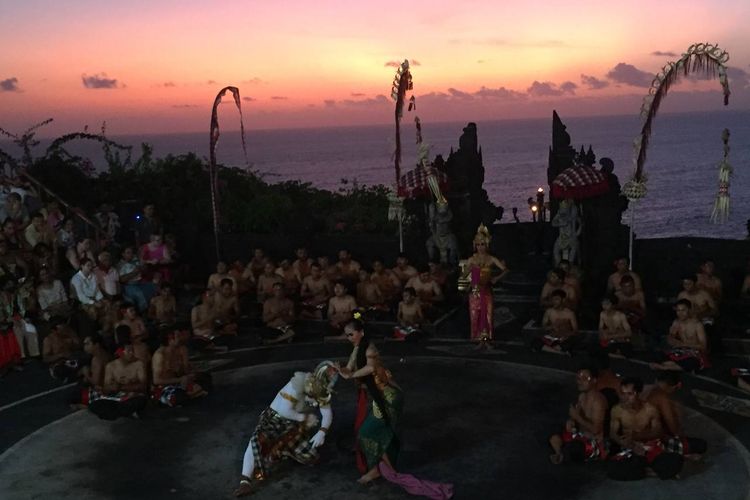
{"left": 403, "top": 286, "right": 416, "bottom": 297}
{"left": 351, "top": 321, "right": 391, "bottom": 426}
{"left": 620, "top": 377, "right": 644, "bottom": 393}
{"left": 577, "top": 363, "right": 600, "bottom": 378}
{"left": 681, "top": 274, "right": 697, "bottom": 283}
{"left": 619, "top": 274, "right": 634, "bottom": 285}
{"left": 115, "top": 324, "right": 132, "bottom": 345}
{"left": 551, "top": 289, "right": 567, "bottom": 299}
{"left": 220, "top": 278, "right": 233, "bottom": 287}
{"left": 656, "top": 371, "right": 681, "bottom": 387}
{"left": 675, "top": 298, "right": 692, "bottom": 309}
{"left": 86, "top": 333, "right": 104, "bottom": 346}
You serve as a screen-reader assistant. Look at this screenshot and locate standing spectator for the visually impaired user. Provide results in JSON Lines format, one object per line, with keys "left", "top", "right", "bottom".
{"left": 134, "top": 203, "right": 162, "bottom": 248}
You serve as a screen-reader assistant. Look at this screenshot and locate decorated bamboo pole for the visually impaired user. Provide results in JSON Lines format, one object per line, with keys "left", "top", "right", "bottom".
{"left": 710, "top": 128, "right": 732, "bottom": 223}
{"left": 209, "top": 86, "right": 249, "bottom": 261}
{"left": 623, "top": 43, "right": 731, "bottom": 267}
{"left": 389, "top": 60, "right": 414, "bottom": 252}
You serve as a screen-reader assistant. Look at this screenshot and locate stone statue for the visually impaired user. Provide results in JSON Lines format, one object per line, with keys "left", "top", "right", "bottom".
{"left": 551, "top": 199, "right": 581, "bottom": 266}
{"left": 426, "top": 201, "right": 459, "bottom": 265}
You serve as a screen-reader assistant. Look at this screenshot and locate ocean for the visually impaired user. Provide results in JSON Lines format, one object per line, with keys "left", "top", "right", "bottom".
{"left": 6, "top": 110, "right": 750, "bottom": 239}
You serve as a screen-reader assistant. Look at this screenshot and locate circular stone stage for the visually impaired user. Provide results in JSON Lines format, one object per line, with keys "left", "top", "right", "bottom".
{"left": 1, "top": 357, "right": 749, "bottom": 500}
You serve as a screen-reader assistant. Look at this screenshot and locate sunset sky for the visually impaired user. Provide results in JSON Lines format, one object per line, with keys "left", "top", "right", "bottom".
{"left": 1, "top": 0, "right": 749, "bottom": 135}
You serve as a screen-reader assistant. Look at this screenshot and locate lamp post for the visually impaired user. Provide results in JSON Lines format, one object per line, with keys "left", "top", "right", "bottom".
{"left": 536, "top": 187, "right": 546, "bottom": 222}
{"left": 527, "top": 197, "right": 538, "bottom": 222}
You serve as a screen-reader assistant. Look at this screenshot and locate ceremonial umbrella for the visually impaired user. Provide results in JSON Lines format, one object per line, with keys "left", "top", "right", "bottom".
{"left": 397, "top": 165, "right": 449, "bottom": 199}
{"left": 551, "top": 165, "right": 609, "bottom": 200}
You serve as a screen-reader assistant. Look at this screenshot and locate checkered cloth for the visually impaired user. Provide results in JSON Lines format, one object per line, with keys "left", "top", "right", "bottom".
{"left": 551, "top": 165, "right": 609, "bottom": 199}
{"left": 398, "top": 166, "right": 448, "bottom": 199}
{"left": 250, "top": 408, "right": 318, "bottom": 479}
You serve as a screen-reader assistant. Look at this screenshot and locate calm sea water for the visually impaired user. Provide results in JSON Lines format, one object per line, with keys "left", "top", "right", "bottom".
{"left": 8, "top": 110, "right": 750, "bottom": 239}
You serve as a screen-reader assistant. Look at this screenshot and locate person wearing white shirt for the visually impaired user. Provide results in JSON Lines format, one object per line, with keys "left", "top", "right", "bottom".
{"left": 70, "top": 258, "right": 105, "bottom": 323}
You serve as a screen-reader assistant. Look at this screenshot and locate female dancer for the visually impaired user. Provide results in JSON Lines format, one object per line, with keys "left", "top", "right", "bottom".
{"left": 465, "top": 224, "right": 508, "bottom": 349}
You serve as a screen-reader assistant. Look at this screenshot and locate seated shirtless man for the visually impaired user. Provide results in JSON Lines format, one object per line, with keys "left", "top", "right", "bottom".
{"left": 677, "top": 275, "right": 717, "bottom": 326}
{"left": 696, "top": 259, "right": 722, "bottom": 304}
{"left": 149, "top": 283, "right": 177, "bottom": 326}
{"left": 615, "top": 275, "right": 646, "bottom": 333}
{"left": 537, "top": 289, "right": 580, "bottom": 354}
{"left": 212, "top": 278, "right": 240, "bottom": 335}
{"left": 262, "top": 283, "right": 296, "bottom": 344}
{"left": 356, "top": 269, "right": 387, "bottom": 318}
{"left": 406, "top": 267, "right": 444, "bottom": 316}
{"left": 370, "top": 257, "right": 401, "bottom": 305}
{"left": 549, "top": 365, "right": 608, "bottom": 464}
{"left": 599, "top": 296, "right": 633, "bottom": 358}
{"left": 608, "top": 377, "right": 683, "bottom": 480}
{"left": 540, "top": 269, "right": 577, "bottom": 311}
{"left": 152, "top": 326, "right": 208, "bottom": 407}
{"left": 93, "top": 341, "right": 148, "bottom": 419}
{"left": 326, "top": 281, "right": 357, "bottom": 337}
{"left": 299, "top": 262, "right": 332, "bottom": 319}
{"left": 645, "top": 371, "right": 707, "bottom": 458}
{"left": 650, "top": 299, "right": 709, "bottom": 372}
{"left": 606, "top": 256, "right": 642, "bottom": 293}
{"left": 394, "top": 287, "right": 424, "bottom": 340}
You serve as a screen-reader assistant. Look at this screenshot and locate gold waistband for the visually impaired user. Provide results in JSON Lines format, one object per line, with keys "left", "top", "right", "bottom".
{"left": 279, "top": 391, "right": 298, "bottom": 404}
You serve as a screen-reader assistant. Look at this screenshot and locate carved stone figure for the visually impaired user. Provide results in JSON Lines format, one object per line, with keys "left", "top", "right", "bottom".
{"left": 425, "top": 201, "right": 459, "bottom": 265}
{"left": 551, "top": 199, "right": 581, "bottom": 266}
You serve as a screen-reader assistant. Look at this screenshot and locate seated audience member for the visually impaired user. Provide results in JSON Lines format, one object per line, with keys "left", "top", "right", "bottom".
{"left": 130, "top": 326, "right": 152, "bottom": 376}
{"left": 335, "top": 249, "right": 361, "bottom": 285}
{"left": 370, "top": 257, "right": 401, "bottom": 305}
{"left": 95, "top": 251, "right": 121, "bottom": 328}
{"left": 93, "top": 340, "right": 148, "bottom": 419}
{"left": 327, "top": 280, "right": 357, "bottom": 336}
{"left": 606, "top": 256, "right": 642, "bottom": 293}
{"left": 645, "top": 371, "right": 707, "bottom": 458}
{"left": 207, "top": 261, "right": 235, "bottom": 293}
{"left": 696, "top": 258, "right": 722, "bottom": 304}
{"left": 592, "top": 350, "right": 621, "bottom": 409}
{"left": 2, "top": 217, "right": 27, "bottom": 252}
{"left": 428, "top": 260, "right": 449, "bottom": 289}
{"left": 558, "top": 259, "right": 582, "bottom": 300}
{"left": 32, "top": 242, "right": 57, "bottom": 275}
{"left": 356, "top": 269, "right": 387, "bottom": 312}
{"left": 71, "top": 334, "right": 111, "bottom": 408}
{"left": 70, "top": 258, "right": 106, "bottom": 323}
{"left": 56, "top": 218, "right": 77, "bottom": 251}
{"left": 598, "top": 296, "right": 633, "bottom": 358}
{"left": 549, "top": 365, "right": 608, "bottom": 464}
{"left": 536, "top": 289, "right": 579, "bottom": 354}
{"left": 276, "top": 259, "right": 301, "bottom": 298}
{"left": 392, "top": 253, "right": 418, "bottom": 284}
{"left": 66, "top": 238, "right": 96, "bottom": 274}
{"left": 45, "top": 200, "right": 64, "bottom": 232}
{"left": 318, "top": 255, "right": 341, "bottom": 282}
{"left": 292, "top": 247, "right": 312, "bottom": 280}
{"left": 733, "top": 368, "right": 750, "bottom": 393}
{"left": 677, "top": 275, "right": 717, "bottom": 325}
{"left": 0, "top": 238, "right": 29, "bottom": 280}
{"left": 650, "top": 299, "right": 709, "bottom": 372}
{"left": 152, "top": 327, "right": 208, "bottom": 407}
{"left": 247, "top": 248, "right": 269, "bottom": 281}
{"left": 212, "top": 278, "right": 240, "bottom": 335}
{"left": 608, "top": 377, "right": 683, "bottom": 480}
{"left": 24, "top": 211, "right": 55, "bottom": 249}
{"left": 540, "top": 269, "right": 577, "bottom": 310}
{"left": 116, "top": 303, "right": 148, "bottom": 343}
{"left": 406, "top": 267, "right": 445, "bottom": 314}
{"left": 615, "top": 275, "right": 646, "bottom": 333}
{"left": 191, "top": 290, "right": 216, "bottom": 342}
{"left": 0, "top": 312, "right": 22, "bottom": 373}
{"left": 42, "top": 318, "right": 82, "bottom": 381}
{"left": 394, "top": 287, "right": 424, "bottom": 340}
{"left": 139, "top": 232, "right": 172, "bottom": 283}
{"left": 149, "top": 283, "right": 177, "bottom": 326}
{"left": 299, "top": 262, "right": 332, "bottom": 319}
{"left": 262, "top": 282, "right": 296, "bottom": 344}
{"left": 117, "top": 246, "right": 154, "bottom": 313}
{"left": 229, "top": 260, "right": 253, "bottom": 296}
{"left": 256, "top": 261, "right": 281, "bottom": 303}
{"left": 1, "top": 193, "right": 29, "bottom": 229}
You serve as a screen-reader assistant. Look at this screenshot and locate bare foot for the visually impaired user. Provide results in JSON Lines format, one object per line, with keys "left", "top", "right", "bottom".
{"left": 357, "top": 469, "right": 381, "bottom": 484}
{"left": 234, "top": 481, "right": 253, "bottom": 497}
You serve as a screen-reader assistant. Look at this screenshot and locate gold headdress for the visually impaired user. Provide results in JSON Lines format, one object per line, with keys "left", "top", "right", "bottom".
{"left": 473, "top": 223, "right": 491, "bottom": 247}
{"left": 304, "top": 360, "right": 339, "bottom": 406}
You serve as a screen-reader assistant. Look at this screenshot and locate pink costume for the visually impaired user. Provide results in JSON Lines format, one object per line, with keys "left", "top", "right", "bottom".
{"left": 469, "top": 265, "right": 493, "bottom": 342}
{"left": 140, "top": 243, "right": 171, "bottom": 282}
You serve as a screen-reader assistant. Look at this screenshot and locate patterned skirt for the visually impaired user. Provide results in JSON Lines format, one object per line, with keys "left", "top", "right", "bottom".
{"left": 359, "top": 385, "right": 404, "bottom": 470}
{"left": 251, "top": 408, "right": 318, "bottom": 479}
